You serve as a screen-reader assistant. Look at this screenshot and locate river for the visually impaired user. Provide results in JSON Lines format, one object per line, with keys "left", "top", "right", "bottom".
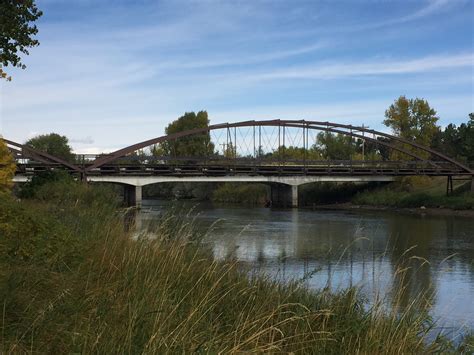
{"left": 137, "top": 200, "right": 474, "bottom": 338}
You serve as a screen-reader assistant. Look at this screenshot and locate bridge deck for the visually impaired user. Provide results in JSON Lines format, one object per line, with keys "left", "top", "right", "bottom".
{"left": 15, "top": 162, "right": 471, "bottom": 177}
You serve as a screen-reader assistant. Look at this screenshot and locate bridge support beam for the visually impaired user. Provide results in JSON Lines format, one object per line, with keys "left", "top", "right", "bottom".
{"left": 270, "top": 184, "right": 298, "bottom": 208}
{"left": 123, "top": 185, "right": 142, "bottom": 209}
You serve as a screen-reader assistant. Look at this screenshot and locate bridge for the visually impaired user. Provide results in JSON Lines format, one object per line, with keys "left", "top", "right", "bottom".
{"left": 7, "top": 119, "right": 474, "bottom": 208}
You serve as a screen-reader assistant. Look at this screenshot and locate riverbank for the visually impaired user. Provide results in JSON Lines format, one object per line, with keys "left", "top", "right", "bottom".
{"left": 310, "top": 202, "right": 474, "bottom": 218}
{"left": 1, "top": 181, "right": 472, "bottom": 352}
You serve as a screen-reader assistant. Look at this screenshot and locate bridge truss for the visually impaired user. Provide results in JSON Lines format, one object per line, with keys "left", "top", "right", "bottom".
{"left": 7, "top": 120, "right": 474, "bottom": 179}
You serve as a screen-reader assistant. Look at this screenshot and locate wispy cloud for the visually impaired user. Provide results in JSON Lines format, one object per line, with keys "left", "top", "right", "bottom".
{"left": 250, "top": 53, "right": 474, "bottom": 81}
{"left": 324, "top": 0, "right": 461, "bottom": 33}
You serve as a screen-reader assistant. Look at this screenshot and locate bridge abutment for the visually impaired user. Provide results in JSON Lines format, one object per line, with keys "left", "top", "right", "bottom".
{"left": 270, "top": 184, "right": 298, "bottom": 208}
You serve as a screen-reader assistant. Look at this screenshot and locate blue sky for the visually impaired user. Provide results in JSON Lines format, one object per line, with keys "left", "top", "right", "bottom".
{"left": 0, "top": 0, "right": 472, "bottom": 153}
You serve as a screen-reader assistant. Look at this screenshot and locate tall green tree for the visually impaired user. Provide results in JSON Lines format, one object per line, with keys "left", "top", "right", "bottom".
{"left": 316, "top": 132, "right": 355, "bottom": 160}
{"left": 0, "top": 138, "right": 16, "bottom": 191}
{"left": 430, "top": 113, "right": 474, "bottom": 165}
{"left": 0, "top": 0, "right": 42, "bottom": 80}
{"left": 383, "top": 96, "right": 439, "bottom": 159}
{"left": 274, "top": 145, "right": 321, "bottom": 161}
{"left": 160, "top": 111, "right": 214, "bottom": 158}
{"left": 457, "top": 113, "right": 474, "bottom": 165}
{"left": 26, "top": 133, "right": 74, "bottom": 162}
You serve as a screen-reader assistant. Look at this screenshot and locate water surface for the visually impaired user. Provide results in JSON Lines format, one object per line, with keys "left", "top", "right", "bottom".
{"left": 138, "top": 200, "right": 474, "bottom": 337}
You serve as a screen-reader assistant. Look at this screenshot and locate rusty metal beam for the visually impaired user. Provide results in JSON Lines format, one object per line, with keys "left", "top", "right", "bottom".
{"left": 85, "top": 119, "right": 472, "bottom": 174}
{"left": 4, "top": 139, "right": 82, "bottom": 172}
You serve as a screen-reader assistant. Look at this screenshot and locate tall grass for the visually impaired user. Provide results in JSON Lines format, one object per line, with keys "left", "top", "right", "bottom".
{"left": 0, "top": 181, "right": 471, "bottom": 352}
{"left": 353, "top": 189, "right": 474, "bottom": 210}
{"left": 352, "top": 178, "right": 474, "bottom": 210}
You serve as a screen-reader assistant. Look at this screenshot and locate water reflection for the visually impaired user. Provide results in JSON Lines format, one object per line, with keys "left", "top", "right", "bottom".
{"left": 136, "top": 200, "right": 474, "bottom": 334}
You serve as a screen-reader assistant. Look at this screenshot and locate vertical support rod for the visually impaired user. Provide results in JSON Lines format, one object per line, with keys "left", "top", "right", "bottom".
{"left": 303, "top": 123, "right": 307, "bottom": 167}
{"left": 349, "top": 128, "right": 353, "bottom": 163}
{"left": 446, "top": 175, "right": 453, "bottom": 196}
{"left": 278, "top": 122, "right": 281, "bottom": 165}
{"left": 282, "top": 124, "right": 285, "bottom": 162}
{"left": 226, "top": 127, "right": 230, "bottom": 159}
{"left": 259, "top": 125, "right": 261, "bottom": 161}
{"left": 305, "top": 122, "right": 309, "bottom": 166}
{"left": 234, "top": 126, "right": 237, "bottom": 159}
{"left": 253, "top": 125, "right": 256, "bottom": 159}
{"left": 362, "top": 125, "right": 365, "bottom": 161}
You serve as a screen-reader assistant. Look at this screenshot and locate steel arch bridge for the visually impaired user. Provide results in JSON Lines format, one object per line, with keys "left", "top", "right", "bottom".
{"left": 8, "top": 119, "right": 473, "bottom": 178}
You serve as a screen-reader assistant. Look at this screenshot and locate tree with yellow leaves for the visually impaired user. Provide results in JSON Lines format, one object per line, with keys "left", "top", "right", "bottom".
{"left": 0, "top": 138, "right": 16, "bottom": 192}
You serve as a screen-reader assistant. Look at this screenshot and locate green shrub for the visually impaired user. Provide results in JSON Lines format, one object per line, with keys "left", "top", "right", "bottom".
{"left": 18, "top": 170, "right": 74, "bottom": 198}
{"left": 212, "top": 183, "right": 268, "bottom": 204}
{"left": 353, "top": 187, "right": 474, "bottom": 210}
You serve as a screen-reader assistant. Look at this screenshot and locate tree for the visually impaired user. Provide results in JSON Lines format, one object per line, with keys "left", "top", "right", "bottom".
{"left": 316, "top": 132, "right": 355, "bottom": 160}
{"left": 223, "top": 142, "right": 237, "bottom": 158}
{"left": 26, "top": 133, "right": 74, "bottom": 162}
{"left": 431, "top": 113, "right": 474, "bottom": 165}
{"left": 274, "top": 145, "right": 321, "bottom": 161}
{"left": 0, "top": 138, "right": 16, "bottom": 191}
{"left": 457, "top": 113, "right": 474, "bottom": 165}
{"left": 383, "top": 96, "right": 439, "bottom": 159}
{"left": 0, "top": 0, "right": 42, "bottom": 80}
{"left": 161, "top": 111, "right": 214, "bottom": 159}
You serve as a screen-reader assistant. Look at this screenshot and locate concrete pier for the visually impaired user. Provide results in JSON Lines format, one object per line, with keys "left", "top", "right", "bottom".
{"left": 123, "top": 185, "right": 142, "bottom": 209}
{"left": 270, "top": 183, "right": 298, "bottom": 208}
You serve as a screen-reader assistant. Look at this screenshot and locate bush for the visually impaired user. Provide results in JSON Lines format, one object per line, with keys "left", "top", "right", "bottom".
{"left": 353, "top": 187, "right": 474, "bottom": 210}
{"left": 212, "top": 183, "right": 268, "bottom": 204}
{"left": 17, "top": 170, "right": 74, "bottom": 198}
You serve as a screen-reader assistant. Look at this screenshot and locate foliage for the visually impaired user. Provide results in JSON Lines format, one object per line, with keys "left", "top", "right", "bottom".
{"left": 0, "top": 184, "right": 459, "bottom": 352}
{"left": 273, "top": 145, "right": 321, "bottom": 161}
{"left": 158, "top": 111, "right": 215, "bottom": 158}
{"left": 144, "top": 182, "right": 216, "bottom": 200}
{"left": 0, "top": 138, "right": 16, "bottom": 192}
{"left": 212, "top": 183, "right": 268, "bottom": 204}
{"left": 223, "top": 142, "right": 237, "bottom": 158}
{"left": 26, "top": 133, "right": 75, "bottom": 162}
{"left": 0, "top": 0, "right": 42, "bottom": 80}
{"left": 316, "top": 132, "right": 356, "bottom": 160}
{"left": 353, "top": 182, "right": 474, "bottom": 210}
{"left": 433, "top": 113, "right": 474, "bottom": 166}
{"left": 18, "top": 170, "right": 74, "bottom": 198}
{"left": 383, "top": 96, "right": 439, "bottom": 160}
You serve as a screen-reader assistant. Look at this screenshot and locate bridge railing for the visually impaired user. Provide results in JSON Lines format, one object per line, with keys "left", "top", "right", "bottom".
{"left": 76, "top": 159, "right": 465, "bottom": 177}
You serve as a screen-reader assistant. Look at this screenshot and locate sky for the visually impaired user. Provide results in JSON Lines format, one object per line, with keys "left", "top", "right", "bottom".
{"left": 0, "top": 0, "right": 473, "bottom": 153}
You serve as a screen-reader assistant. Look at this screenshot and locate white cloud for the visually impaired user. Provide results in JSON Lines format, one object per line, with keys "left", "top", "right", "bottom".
{"left": 249, "top": 53, "right": 473, "bottom": 81}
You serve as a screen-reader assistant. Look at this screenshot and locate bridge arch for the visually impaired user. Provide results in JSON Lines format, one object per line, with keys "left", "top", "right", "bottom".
{"left": 85, "top": 119, "right": 473, "bottom": 175}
